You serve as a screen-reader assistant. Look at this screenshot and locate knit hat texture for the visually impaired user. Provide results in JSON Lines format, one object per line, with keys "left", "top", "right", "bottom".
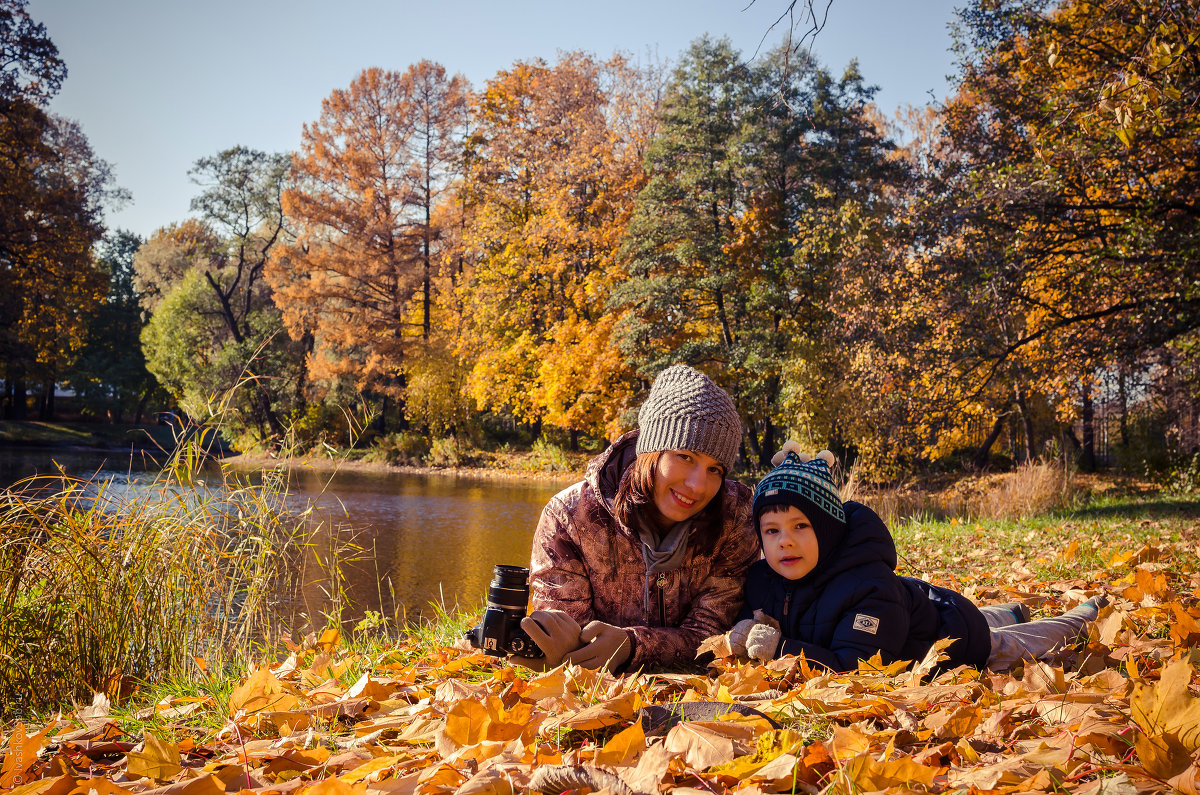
{"left": 635, "top": 364, "right": 741, "bottom": 472}
{"left": 753, "top": 451, "right": 846, "bottom": 560}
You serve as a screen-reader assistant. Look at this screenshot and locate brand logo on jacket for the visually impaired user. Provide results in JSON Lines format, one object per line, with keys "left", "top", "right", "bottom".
{"left": 852, "top": 614, "right": 880, "bottom": 634}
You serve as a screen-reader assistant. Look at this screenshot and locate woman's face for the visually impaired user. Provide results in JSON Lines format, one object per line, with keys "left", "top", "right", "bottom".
{"left": 651, "top": 449, "right": 725, "bottom": 527}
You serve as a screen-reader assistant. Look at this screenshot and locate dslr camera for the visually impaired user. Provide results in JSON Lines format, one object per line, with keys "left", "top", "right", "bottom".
{"left": 464, "top": 565, "right": 545, "bottom": 658}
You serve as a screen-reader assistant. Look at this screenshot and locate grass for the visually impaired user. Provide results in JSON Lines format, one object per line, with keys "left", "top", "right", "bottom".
{"left": 0, "top": 426, "right": 358, "bottom": 720}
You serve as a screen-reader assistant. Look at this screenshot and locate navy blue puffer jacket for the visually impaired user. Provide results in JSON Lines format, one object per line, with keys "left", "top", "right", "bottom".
{"left": 739, "top": 501, "right": 991, "bottom": 672}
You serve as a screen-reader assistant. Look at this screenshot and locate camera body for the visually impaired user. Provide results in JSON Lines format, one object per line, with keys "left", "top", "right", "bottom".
{"left": 465, "top": 564, "right": 545, "bottom": 658}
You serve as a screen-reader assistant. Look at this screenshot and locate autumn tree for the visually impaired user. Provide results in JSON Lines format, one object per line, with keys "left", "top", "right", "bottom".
{"left": 870, "top": 0, "right": 1200, "bottom": 471}
{"left": 0, "top": 1, "right": 122, "bottom": 419}
{"left": 67, "top": 230, "right": 163, "bottom": 423}
{"left": 454, "top": 52, "right": 655, "bottom": 443}
{"left": 272, "top": 62, "right": 468, "bottom": 426}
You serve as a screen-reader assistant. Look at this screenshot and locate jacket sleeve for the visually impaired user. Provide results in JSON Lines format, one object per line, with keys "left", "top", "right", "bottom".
{"left": 624, "top": 487, "right": 760, "bottom": 669}
{"left": 527, "top": 491, "right": 597, "bottom": 627}
{"left": 777, "top": 583, "right": 913, "bottom": 672}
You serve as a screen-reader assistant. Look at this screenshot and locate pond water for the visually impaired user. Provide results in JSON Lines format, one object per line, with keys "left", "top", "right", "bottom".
{"left": 0, "top": 447, "right": 572, "bottom": 624}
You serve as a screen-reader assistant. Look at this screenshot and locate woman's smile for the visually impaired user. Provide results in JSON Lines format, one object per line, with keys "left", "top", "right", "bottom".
{"left": 652, "top": 450, "right": 724, "bottom": 525}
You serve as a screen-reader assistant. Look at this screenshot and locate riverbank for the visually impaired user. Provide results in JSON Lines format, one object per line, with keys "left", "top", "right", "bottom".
{"left": 224, "top": 449, "right": 587, "bottom": 482}
{"left": 0, "top": 419, "right": 179, "bottom": 452}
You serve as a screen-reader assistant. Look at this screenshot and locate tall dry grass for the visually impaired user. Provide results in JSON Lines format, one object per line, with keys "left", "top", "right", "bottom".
{"left": 840, "top": 459, "right": 1082, "bottom": 526}
{"left": 0, "top": 427, "right": 351, "bottom": 717}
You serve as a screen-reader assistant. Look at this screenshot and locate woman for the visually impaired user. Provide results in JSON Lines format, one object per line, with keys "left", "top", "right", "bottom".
{"left": 517, "top": 364, "right": 759, "bottom": 671}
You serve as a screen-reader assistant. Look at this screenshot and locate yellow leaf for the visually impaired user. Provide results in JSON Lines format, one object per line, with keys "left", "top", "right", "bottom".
{"left": 305, "top": 778, "right": 365, "bottom": 795}
{"left": 1060, "top": 539, "right": 1079, "bottom": 560}
{"left": 444, "top": 699, "right": 489, "bottom": 746}
{"left": 126, "top": 733, "right": 182, "bottom": 783}
{"left": 1135, "top": 732, "right": 1192, "bottom": 780}
{"left": 842, "top": 753, "right": 938, "bottom": 790}
{"left": 594, "top": 720, "right": 646, "bottom": 767}
{"left": 1131, "top": 659, "right": 1200, "bottom": 751}
{"left": 339, "top": 755, "right": 406, "bottom": 784}
{"left": 228, "top": 668, "right": 299, "bottom": 716}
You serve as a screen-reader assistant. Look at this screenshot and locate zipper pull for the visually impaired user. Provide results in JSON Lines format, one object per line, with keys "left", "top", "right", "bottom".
{"left": 783, "top": 592, "right": 792, "bottom": 620}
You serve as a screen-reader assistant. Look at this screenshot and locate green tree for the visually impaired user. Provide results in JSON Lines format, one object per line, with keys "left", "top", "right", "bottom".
{"left": 616, "top": 38, "right": 906, "bottom": 465}
{"left": 67, "top": 230, "right": 163, "bottom": 423}
{"left": 137, "top": 147, "right": 303, "bottom": 444}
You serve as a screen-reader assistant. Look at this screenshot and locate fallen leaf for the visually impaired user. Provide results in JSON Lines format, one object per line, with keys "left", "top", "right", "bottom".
{"left": 593, "top": 720, "right": 645, "bottom": 767}
{"left": 125, "top": 733, "right": 182, "bottom": 783}
{"left": 1131, "top": 659, "right": 1200, "bottom": 751}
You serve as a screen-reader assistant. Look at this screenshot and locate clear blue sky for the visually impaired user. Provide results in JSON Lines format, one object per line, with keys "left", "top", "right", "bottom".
{"left": 29, "top": 0, "right": 962, "bottom": 240}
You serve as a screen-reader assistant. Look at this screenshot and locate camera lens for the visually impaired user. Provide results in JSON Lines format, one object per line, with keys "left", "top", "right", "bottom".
{"left": 487, "top": 564, "right": 530, "bottom": 611}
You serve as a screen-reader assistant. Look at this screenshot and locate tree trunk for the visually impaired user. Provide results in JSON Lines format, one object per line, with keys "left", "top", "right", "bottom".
{"left": 568, "top": 429, "right": 579, "bottom": 452}
{"left": 39, "top": 378, "right": 55, "bottom": 421}
{"left": 1081, "top": 387, "right": 1096, "bottom": 472}
{"left": 972, "top": 411, "right": 1008, "bottom": 470}
{"left": 1117, "top": 368, "right": 1129, "bottom": 449}
{"left": 745, "top": 422, "right": 762, "bottom": 469}
{"left": 759, "top": 416, "right": 776, "bottom": 468}
{"left": 1013, "top": 383, "right": 1035, "bottom": 463}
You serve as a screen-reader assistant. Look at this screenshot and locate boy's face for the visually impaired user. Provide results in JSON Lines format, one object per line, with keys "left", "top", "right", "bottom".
{"left": 760, "top": 505, "right": 820, "bottom": 580}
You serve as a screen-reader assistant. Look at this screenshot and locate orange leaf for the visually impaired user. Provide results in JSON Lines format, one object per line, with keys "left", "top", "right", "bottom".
{"left": 444, "top": 698, "right": 489, "bottom": 746}
{"left": 228, "top": 668, "right": 299, "bottom": 716}
{"left": 594, "top": 721, "right": 646, "bottom": 767}
{"left": 1, "top": 724, "right": 52, "bottom": 788}
{"left": 841, "top": 753, "right": 938, "bottom": 790}
{"left": 1136, "top": 732, "right": 1192, "bottom": 780}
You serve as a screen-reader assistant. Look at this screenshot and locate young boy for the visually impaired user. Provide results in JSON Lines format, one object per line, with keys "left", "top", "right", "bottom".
{"left": 729, "top": 449, "right": 1106, "bottom": 672}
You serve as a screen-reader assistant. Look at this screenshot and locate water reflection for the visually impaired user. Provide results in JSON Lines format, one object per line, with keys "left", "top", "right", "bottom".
{"left": 277, "top": 466, "right": 568, "bottom": 622}
{"left": 0, "top": 448, "right": 572, "bottom": 624}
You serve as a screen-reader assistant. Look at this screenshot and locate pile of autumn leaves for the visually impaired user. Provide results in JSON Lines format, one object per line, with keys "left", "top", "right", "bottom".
{"left": 4, "top": 547, "right": 1200, "bottom": 795}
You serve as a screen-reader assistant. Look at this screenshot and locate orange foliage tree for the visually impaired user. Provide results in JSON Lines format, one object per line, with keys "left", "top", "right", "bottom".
{"left": 271, "top": 62, "right": 467, "bottom": 413}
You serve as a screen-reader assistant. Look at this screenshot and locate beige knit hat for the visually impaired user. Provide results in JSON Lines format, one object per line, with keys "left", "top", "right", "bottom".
{"left": 635, "top": 364, "right": 741, "bottom": 471}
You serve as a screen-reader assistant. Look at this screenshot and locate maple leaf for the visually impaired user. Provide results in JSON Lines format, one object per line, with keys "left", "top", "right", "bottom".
{"left": 1130, "top": 659, "right": 1200, "bottom": 751}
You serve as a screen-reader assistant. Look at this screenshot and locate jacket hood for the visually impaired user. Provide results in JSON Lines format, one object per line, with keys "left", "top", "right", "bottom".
{"left": 586, "top": 429, "right": 640, "bottom": 519}
{"left": 803, "top": 500, "right": 897, "bottom": 587}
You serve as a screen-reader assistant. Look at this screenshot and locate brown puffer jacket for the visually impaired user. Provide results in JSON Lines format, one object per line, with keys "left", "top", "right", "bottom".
{"left": 528, "top": 430, "right": 759, "bottom": 670}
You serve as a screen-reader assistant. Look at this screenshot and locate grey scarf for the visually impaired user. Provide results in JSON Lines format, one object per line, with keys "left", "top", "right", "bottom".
{"left": 636, "top": 517, "right": 693, "bottom": 620}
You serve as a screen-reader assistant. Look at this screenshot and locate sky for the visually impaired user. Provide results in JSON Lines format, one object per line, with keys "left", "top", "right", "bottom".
{"left": 29, "top": 0, "right": 964, "bottom": 240}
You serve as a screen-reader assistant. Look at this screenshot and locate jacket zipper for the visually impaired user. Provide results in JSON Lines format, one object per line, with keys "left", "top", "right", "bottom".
{"left": 657, "top": 572, "right": 668, "bottom": 626}
{"left": 783, "top": 590, "right": 792, "bottom": 623}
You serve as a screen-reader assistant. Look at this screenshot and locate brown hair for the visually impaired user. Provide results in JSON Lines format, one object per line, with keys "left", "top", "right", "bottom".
{"left": 614, "top": 451, "right": 726, "bottom": 547}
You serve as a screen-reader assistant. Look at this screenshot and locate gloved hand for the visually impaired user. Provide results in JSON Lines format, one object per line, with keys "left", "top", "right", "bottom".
{"left": 745, "top": 623, "right": 781, "bottom": 662}
{"left": 726, "top": 618, "right": 756, "bottom": 657}
{"left": 562, "top": 620, "right": 632, "bottom": 671}
{"left": 510, "top": 609, "right": 581, "bottom": 671}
